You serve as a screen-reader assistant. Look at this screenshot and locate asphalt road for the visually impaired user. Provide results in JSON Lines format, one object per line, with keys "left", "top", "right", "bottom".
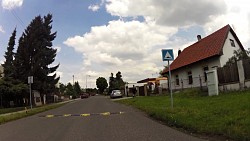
{"left": 0, "top": 96, "right": 206, "bottom": 141}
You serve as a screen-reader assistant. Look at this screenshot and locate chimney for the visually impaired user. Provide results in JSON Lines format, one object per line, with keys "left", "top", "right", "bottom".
{"left": 197, "top": 35, "right": 201, "bottom": 41}
{"left": 178, "top": 49, "right": 181, "bottom": 56}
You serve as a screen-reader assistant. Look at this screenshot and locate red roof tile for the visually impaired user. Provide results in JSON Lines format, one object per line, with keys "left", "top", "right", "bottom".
{"left": 162, "top": 24, "right": 243, "bottom": 74}
{"left": 137, "top": 78, "right": 156, "bottom": 83}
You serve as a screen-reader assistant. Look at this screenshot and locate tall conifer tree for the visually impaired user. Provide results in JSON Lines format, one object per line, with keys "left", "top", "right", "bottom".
{"left": 14, "top": 14, "right": 60, "bottom": 97}
{"left": 2, "top": 28, "right": 16, "bottom": 78}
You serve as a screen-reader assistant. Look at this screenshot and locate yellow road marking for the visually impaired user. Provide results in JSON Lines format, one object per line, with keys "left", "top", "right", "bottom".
{"left": 46, "top": 115, "right": 54, "bottom": 118}
{"left": 64, "top": 114, "right": 71, "bottom": 117}
{"left": 42, "top": 112, "right": 125, "bottom": 118}
{"left": 101, "top": 112, "right": 110, "bottom": 116}
{"left": 81, "top": 113, "right": 90, "bottom": 117}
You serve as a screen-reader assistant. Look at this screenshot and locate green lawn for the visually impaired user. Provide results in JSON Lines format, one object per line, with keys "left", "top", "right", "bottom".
{"left": 117, "top": 89, "right": 250, "bottom": 141}
{"left": 0, "top": 107, "right": 25, "bottom": 115}
{"left": 0, "top": 102, "right": 67, "bottom": 125}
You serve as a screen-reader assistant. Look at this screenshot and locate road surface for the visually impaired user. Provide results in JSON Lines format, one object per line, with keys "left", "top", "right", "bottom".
{"left": 0, "top": 96, "right": 206, "bottom": 141}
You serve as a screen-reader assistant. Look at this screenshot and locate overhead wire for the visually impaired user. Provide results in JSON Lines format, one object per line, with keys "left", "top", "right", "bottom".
{"left": 10, "top": 9, "right": 25, "bottom": 28}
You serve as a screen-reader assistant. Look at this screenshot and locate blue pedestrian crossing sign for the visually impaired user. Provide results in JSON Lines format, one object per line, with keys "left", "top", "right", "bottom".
{"left": 162, "top": 49, "right": 174, "bottom": 61}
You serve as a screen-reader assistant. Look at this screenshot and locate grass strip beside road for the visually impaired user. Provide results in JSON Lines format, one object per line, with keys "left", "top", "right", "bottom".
{"left": 117, "top": 89, "right": 250, "bottom": 141}
{"left": 0, "top": 107, "right": 26, "bottom": 115}
{"left": 0, "top": 102, "right": 68, "bottom": 125}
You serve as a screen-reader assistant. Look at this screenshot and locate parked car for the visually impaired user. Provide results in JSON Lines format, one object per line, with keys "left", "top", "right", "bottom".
{"left": 110, "top": 90, "right": 122, "bottom": 99}
{"left": 80, "top": 93, "right": 89, "bottom": 99}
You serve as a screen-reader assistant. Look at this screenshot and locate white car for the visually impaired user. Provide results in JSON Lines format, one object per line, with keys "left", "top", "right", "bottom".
{"left": 110, "top": 90, "right": 122, "bottom": 98}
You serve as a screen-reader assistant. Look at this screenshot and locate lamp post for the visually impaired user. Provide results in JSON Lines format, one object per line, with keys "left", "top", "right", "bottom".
{"left": 86, "top": 75, "right": 90, "bottom": 92}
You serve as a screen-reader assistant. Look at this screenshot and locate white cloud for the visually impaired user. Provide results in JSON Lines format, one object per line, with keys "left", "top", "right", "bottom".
{"left": 204, "top": 0, "right": 250, "bottom": 49}
{"left": 64, "top": 20, "right": 177, "bottom": 83}
{"left": 1, "top": 0, "right": 23, "bottom": 10}
{"left": 64, "top": 0, "right": 250, "bottom": 86}
{"left": 0, "top": 26, "right": 5, "bottom": 33}
{"left": 54, "top": 46, "right": 61, "bottom": 53}
{"left": 105, "top": 0, "right": 226, "bottom": 26}
{"left": 56, "top": 71, "right": 63, "bottom": 78}
{"left": 88, "top": 4, "right": 100, "bottom": 12}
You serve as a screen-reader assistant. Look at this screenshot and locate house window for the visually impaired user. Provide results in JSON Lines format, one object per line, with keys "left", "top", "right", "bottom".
{"left": 188, "top": 71, "right": 193, "bottom": 84}
{"left": 230, "top": 39, "right": 235, "bottom": 47}
{"left": 175, "top": 75, "right": 179, "bottom": 85}
{"left": 203, "top": 66, "right": 209, "bottom": 81}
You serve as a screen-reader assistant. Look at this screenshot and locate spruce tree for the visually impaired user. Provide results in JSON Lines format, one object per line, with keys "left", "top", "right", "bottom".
{"left": 2, "top": 28, "right": 16, "bottom": 78}
{"left": 74, "top": 81, "right": 82, "bottom": 96}
{"left": 14, "top": 34, "right": 28, "bottom": 81}
{"left": 14, "top": 14, "right": 60, "bottom": 97}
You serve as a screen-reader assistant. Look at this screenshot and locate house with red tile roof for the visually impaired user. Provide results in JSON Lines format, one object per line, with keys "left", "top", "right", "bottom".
{"left": 162, "top": 25, "right": 245, "bottom": 90}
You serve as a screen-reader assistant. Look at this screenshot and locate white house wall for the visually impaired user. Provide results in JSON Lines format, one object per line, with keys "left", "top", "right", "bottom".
{"left": 168, "top": 31, "right": 244, "bottom": 91}
{"left": 220, "top": 31, "right": 242, "bottom": 66}
{"left": 170, "top": 57, "right": 221, "bottom": 90}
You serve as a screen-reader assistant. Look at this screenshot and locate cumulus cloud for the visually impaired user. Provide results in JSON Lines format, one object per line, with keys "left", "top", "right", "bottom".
{"left": 56, "top": 71, "right": 63, "bottom": 77}
{"left": 1, "top": 0, "right": 23, "bottom": 10}
{"left": 204, "top": 0, "right": 250, "bottom": 48}
{"left": 105, "top": 0, "right": 227, "bottom": 26}
{"left": 0, "top": 26, "right": 5, "bottom": 33}
{"left": 64, "top": 0, "right": 250, "bottom": 85}
{"left": 54, "top": 46, "right": 61, "bottom": 53}
{"left": 64, "top": 20, "right": 177, "bottom": 82}
{"left": 88, "top": 4, "right": 100, "bottom": 12}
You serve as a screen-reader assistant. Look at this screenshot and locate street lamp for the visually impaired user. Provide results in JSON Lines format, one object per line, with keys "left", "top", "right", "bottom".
{"left": 86, "top": 75, "right": 90, "bottom": 92}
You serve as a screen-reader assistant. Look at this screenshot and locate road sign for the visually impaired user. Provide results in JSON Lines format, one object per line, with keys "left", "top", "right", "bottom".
{"left": 28, "top": 76, "right": 33, "bottom": 84}
{"left": 162, "top": 49, "right": 174, "bottom": 61}
{"left": 161, "top": 49, "right": 174, "bottom": 109}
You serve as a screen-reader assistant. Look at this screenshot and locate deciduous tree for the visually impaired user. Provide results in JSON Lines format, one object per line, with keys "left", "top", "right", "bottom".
{"left": 96, "top": 77, "right": 108, "bottom": 94}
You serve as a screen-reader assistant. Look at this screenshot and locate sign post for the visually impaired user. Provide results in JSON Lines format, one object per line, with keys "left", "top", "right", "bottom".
{"left": 161, "top": 49, "right": 174, "bottom": 109}
{"left": 28, "top": 76, "right": 33, "bottom": 109}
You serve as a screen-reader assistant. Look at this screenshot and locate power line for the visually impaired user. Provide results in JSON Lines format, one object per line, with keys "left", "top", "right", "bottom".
{"left": 10, "top": 9, "right": 25, "bottom": 28}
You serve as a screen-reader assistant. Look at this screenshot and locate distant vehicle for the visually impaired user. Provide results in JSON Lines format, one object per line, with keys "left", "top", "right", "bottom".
{"left": 90, "top": 93, "right": 96, "bottom": 96}
{"left": 110, "top": 90, "right": 122, "bottom": 99}
{"left": 80, "top": 93, "right": 89, "bottom": 99}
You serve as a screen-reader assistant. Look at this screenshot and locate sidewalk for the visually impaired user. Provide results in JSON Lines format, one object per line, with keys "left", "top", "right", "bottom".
{"left": 111, "top": 97, "right": 133, "bottom": 101}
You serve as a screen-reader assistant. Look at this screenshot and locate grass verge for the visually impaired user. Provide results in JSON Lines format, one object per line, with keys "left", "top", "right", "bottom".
{"left": 0, "top": 107, "right": 26, "bottom": 115}
{"left": 0, "top": 102, "right": 68, "bottom": 125}
{"left": 117, "top": 89, "right": 250, "bottom": 141}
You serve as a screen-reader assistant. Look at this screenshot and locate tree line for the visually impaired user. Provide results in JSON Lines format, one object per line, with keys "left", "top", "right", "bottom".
{"left": 0, "top": 14, "right": 59, "bottom": 108}
{"left": 96, "top": 71, "right": 125, "bottom": 94}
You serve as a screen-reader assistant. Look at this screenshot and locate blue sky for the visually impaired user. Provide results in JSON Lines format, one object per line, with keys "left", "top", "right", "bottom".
{"left": 1, "top": 0, "right": 250, "bottom": 88}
